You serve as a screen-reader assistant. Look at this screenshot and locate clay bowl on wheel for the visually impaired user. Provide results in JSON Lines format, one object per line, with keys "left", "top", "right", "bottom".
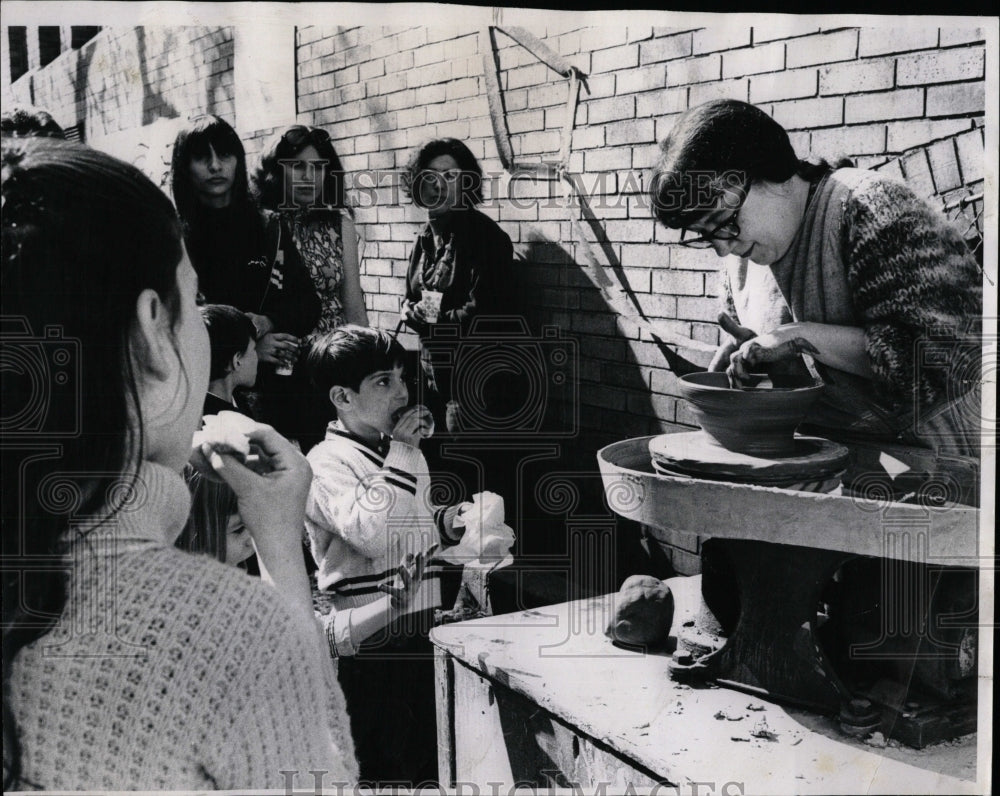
{"left": 678, "top": 371, "right": 824, "bottom": 457}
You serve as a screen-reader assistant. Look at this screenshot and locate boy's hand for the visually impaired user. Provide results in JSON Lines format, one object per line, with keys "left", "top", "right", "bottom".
{"left": 379, "top": 545, "right": 438, "bottom": 609}
{"left": 391, "top": 404, "right": 435, "bottom": 446}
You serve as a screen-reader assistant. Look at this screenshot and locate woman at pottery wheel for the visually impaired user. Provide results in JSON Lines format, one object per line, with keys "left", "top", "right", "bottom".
{"left": 650, "top": 99, "right": 983, "bottom": 458}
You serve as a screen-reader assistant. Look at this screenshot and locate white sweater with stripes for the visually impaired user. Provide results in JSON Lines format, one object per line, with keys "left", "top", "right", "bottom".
{"left": 305, "top": 425, "right": 453, "bottom": 656}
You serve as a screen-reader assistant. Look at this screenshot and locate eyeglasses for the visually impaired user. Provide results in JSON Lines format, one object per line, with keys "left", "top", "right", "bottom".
{"left": 678, "top": 190, "right": 747, "bottom": 249}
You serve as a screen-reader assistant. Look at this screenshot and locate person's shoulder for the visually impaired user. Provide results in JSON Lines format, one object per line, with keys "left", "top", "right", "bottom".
{"left": 469, "top": 208, "right": 510, "bottom": 238}
{"left": 831, "top": 167, "right": 915, "bottom": 205}
{"left": 128, "top": 547, "right": 306, "bottom": 652}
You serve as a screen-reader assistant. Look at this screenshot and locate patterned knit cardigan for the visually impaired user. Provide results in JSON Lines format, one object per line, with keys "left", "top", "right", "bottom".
{"left": 9, "top": 461, "right": 357, "bottom": 790}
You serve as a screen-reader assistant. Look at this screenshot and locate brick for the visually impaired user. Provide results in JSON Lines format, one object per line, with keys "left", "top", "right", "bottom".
{"left": 601, "top": 362, "right": 651, "bottom": 391}
{"left": 677, "top": 296, "right": 722, "bottom": 323}
{"left": 650, "top": 368, "right": 682, "bottom": 396}
{"left": 635, "top": 87, "right": 689, "bottom": 119}
{"left": 583, "top": 74, "right": 617, "bottom": 101}
{"left": 810, "top": 123, "right": 886, "bottom": 158}
{"left": 845, "top": 88, "right": 924, "bottom": 124}
{"left": 507, "top": 109, "right": 545, "bottom": 134}
{"left": 926, "top": 138, "right": 962, "bottom": 194}
{"left": 518, "top": 130, "right": 562, "bottom": 155}
{"left": 901, "top": 150, "right": 936, "bottom": 201}
{"left": 819, "top": 57, "right": 895, "bottom": 95}
{"left": 603, "top": 219, "right": 655, "bottom": 243}
{"left": 572, "top": 125, "right": 605, "bottom": 150}
{"left": 666, "top": 245, "right": 720, "bottom": 271}
{"left": 926, "top": 82, "right": 985, "bottom": 117}
{"left": 652, "top": 269, "right": 704, "bottom": 296}
{"left": 446, "top": 77, "right": 479, "bottom": 101}
{"left": 770, "top": 96, "right": 843, "bottom": 130}
{"left": 579, "top": 26, "right": 631, "bottom": 52}
{"left": 383, "top": 50, "right": 414, "bottom": 73}
{"left": 407, "top": 62, "right": 452, "bottom": 88}
{"left": 605, "top": 119, "right": 656, "bottom": 146}
{"left": 586, "top": 95, "right": 636, "bottom": 125}
{"left": 639, "top": 34, "right": 693, "bottom": 65}
{"left": 692, "top": 26, "right": 752, "bottom": 55}
{"left": 667, "top": 54, "right": 721, "bottom": 86}
{"left": 616, "top": 64, "right": 667, "bottom": 95}
{"left": 858, "top": 26, "right": 938, "bottom": 57}
{"left": 644, "top": 393, "right": 679, "bottom": 423}
{"left": 897, "top": 48, "right": 984, "bottom": 86}
{"left": 939, "top": 27, "right": 984, "bottom": 46}
{"left": 722, "top": 42, "right": 785, "bottom": 78}
{"left": 507, "top": 62, "right": 549, "bottom": 90}
{"left": 621, "top": 267, "right": 652, "bottom": 293}
{"left": 688, "top": 78, "right": 750, "bottom": 107}
{"left": 885, "top": 118, "right": 973, "bottom": 152}
{"left": 359, "top": 59, "right": 384, "bottom": 81}
{"left": 749, "top": 68, "right": 817, "bottom": 103}
{"left": 592, "top": 44, "right": 639, "bottom": 73}
{"left": 786, "top": 29, "right": 857, "bottom": 68}
{"left": 528, "top": 82, "right": 570, "bottom": 108}
{"left": 954, "top": 129, "right": 984, "bottom": 183}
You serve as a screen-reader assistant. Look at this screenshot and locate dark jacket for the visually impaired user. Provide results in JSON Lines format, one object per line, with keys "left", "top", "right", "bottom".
{"left": 186, "top": 204, "right": 320, "bottom": 337}
{"left": 404, "top": 208, "right": 514, "bottom": 336}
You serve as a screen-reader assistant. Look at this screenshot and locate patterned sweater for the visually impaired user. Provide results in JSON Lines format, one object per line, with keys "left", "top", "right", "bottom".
{"left": 8, "top": 461, "right": 357, "bottom": 790}
{"left": 305, "top": 425, "right": 457, "bottom": 656}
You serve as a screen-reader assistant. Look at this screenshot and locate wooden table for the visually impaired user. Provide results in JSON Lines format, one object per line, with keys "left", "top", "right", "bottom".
{"left": 430, "top": 585, "right": 983, "bottom": 794}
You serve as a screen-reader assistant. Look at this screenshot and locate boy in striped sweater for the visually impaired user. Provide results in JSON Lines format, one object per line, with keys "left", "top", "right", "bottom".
{"left": 303, "top": 325, "right": 464, "bottom": 785}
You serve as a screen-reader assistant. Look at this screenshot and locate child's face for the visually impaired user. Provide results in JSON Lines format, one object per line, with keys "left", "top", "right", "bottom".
{"left": 345, "top": 364, "right": 410, "bottom": 438}
{"left": 224, "top": 513, "right": 255, "bottom": 566}
{"left": 235, "top": 339, "right": 259, "bottom": 388}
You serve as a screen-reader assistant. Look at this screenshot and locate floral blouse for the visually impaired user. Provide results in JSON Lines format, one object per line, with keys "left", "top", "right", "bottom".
{"left": 284, "top": 210, "right": 347, "bottom": 341}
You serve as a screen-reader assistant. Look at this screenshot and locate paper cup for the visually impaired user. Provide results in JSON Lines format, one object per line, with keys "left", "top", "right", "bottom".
{"left": 421, "top": 290, "right": 443, "bottom": 323}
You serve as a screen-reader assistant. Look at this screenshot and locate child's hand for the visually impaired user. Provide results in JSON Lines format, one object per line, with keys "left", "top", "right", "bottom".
{"left": 379, "top": 545, "right": 438, "bottom": 610}
{"left": 391, "top": 404, "right": 435, "bottom": 446}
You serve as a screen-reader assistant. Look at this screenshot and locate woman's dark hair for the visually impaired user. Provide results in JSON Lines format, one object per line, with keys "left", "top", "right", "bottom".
{"left": 2, "top": 138, "right": 184, "bottom": 788}
{"left": 402, "top": 138, "right": 484, "bottom": 209}
{"left": 649, "top": 99, "right": 845, "bottom": 229}
{"left": 305, "top": 324, "right": 406, "bottom": 394}
{"left": 170, "top": 114, "right": 251, "bottom": 227}
{"left": 201, "top": 304, "right": 257, "bottom": 381}
{"left": 252, "top": 125, "right": 347, "bottom": 213}
{"left": 0, "top": 106, "right": 65, "bottom": 139}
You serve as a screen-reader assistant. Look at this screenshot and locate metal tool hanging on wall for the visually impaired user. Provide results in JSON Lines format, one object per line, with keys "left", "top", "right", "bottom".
{"left": 480, "top": 25, "right": 717, "bottom": 356}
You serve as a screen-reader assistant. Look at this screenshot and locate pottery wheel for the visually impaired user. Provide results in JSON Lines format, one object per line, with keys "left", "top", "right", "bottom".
{"left": 649, "top": 431, "right": 849, "bottom": 487}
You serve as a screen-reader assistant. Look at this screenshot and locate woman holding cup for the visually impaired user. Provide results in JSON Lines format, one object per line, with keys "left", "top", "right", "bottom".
{"left": 401, "top": 138, "right": 515, "bottom": 433}
{"left": 170, "top": 115, "right": 321, "bottom": 439}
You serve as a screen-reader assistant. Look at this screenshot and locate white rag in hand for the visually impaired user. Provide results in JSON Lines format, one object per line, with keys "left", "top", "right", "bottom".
{"left": 437, "top": 491, "right": 515, "bottom": 566}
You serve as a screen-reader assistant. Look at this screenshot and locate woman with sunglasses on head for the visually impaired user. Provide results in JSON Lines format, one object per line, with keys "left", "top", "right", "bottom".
{"left": 252, "top": 125, "right": 368, "bottom": 450}
{"left": 400, "top": 138, "right": 516, "bottom": 435}
{"left": 171, "top": 115, "right": 321, "bottom": 441}
{"left": 650, "top": 99, "right": 982, "bottom": 457}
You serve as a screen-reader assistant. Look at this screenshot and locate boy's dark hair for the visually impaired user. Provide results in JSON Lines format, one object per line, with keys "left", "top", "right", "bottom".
{"left": 305, "top": 324, "right": 406, "bottom": 394}
{"left": 200, "top": 304, "right": 257, "bottom": 381}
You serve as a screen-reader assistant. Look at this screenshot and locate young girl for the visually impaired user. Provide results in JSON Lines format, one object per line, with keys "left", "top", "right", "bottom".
{"left": 170, "top": 115, "right": 321, "bottom": 440}
{"left": 252, "top": 124, "right": 368, "bottom": 449}
{"left": 1, "top": 137, "right": 354, "bottom": 789}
